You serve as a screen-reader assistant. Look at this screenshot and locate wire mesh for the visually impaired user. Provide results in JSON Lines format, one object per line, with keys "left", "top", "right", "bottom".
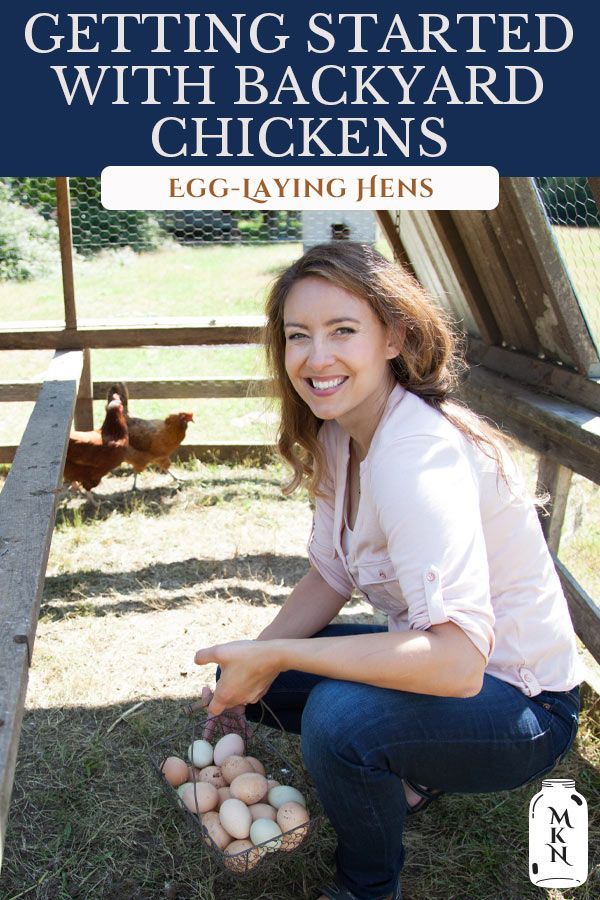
{"left": 150, "top": 703, "right": 322, "bottom": 880}
{"left": 534, "top": 177, "right": 600, "bottom": 350}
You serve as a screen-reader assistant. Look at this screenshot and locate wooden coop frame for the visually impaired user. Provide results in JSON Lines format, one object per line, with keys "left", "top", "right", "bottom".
{"left": 1, "top": 177, "right": 599, "bottom": 870}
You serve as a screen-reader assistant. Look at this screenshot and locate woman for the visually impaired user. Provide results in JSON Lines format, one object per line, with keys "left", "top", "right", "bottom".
{"left": 195, "top": 242, "right": 582, "bottom": 900}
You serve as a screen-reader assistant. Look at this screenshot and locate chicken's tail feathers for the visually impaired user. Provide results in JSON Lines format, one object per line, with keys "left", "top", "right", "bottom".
{"left": 107, "top": 381, "right": 129, "bottom": 411}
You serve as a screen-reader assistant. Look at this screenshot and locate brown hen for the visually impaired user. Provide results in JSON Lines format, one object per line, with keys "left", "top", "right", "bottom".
{"left": 107, "top": 382, "right": 194, "bottom": 489}
{"left": 64, "top": 394, "right": 129, "bottom": 493}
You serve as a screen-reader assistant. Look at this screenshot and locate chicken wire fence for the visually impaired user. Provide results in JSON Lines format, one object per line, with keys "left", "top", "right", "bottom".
{"left": 0, "top": 176, "right": 301, "bottom": 270}
{"left": 534, "top": 176, "right": 600, "bottom": 348}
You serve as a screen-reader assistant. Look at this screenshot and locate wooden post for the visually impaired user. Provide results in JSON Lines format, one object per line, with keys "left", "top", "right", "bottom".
{"left": 536, "top": 455, "right": 573, "bottom": 553}
{"left": 374, "top": 211, "right": 416, "bottom": 277}
{"left": 55, "top": 177, "right": 77, "bottom": 330}
{"left": 588, "top": 177, "right": 600, "bottom": 215}
{"left": 74, "top": 347, "right": 94, "bottom": 430}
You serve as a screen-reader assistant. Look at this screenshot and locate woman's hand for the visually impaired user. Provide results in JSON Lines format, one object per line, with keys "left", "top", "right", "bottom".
{"left": 194, "top": 639, "right": 281, "bottom": 716}
{"left": 198, "top": 686, "right": 251, "bottom": 742}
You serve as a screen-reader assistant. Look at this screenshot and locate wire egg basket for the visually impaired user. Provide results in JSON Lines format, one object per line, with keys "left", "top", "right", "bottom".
{"left": 150, "top": 699, "right": 323, "bottom": 878}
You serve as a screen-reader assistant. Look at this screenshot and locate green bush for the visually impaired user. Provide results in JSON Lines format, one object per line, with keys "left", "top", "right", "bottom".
{"left": 0, "top": 183, "right": 61, "bottom": 281}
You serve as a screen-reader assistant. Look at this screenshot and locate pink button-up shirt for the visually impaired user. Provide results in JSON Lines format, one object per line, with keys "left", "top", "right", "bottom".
{"left": 308, "top": 384, "right": 583, "bottom": 696}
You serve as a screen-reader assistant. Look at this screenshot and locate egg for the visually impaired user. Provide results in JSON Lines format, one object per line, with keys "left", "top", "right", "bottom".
{"left": 187, "top": 766, "right": 203, "bottom": 782}
{"left": 221, "top": 755, "right": 255, "bottom": 785}
{"left": 177, "top": 782, "right": 193, "bottom": 799}
{"left": 249, "top": 803, "right": 277, "bottom": 822}
{"left": 198, "top": 766, "right": 227, "bottom": 789}
{"left": 266, "top": 779, "right": 280, "bottom": 791}
{"left": 229, "top": 773, "right": 269, "bottom": 806}
{"left": 213, "top": 732, "right": 245, "bottom": 765}
{"left": 188, "top": 739, "right": 214, "bottom": 768}
{"left": 268, "top": 785, "right": 306, "bottom": 810}
{"left": 161, "top": 756, "right": 189, "bottom": 787}
{"left": 201, "top": 811, "right": 232, "bottom": 851}
{"left": 180, "top": 782, "right": 219, "bottom": 815}
{"left": 219, "top": 798, "right": 252, "bottom": 840}
{"left": 217, "top": 786, "right": 232, "bottom": 808}
{"left": 277, "top": 801, "right": 310, "bottom": 851}
{"left": 223, "top": 839, "right": 261, "bottom": 873}
{"left": 249, "top": 818, "right": 283, "bottom": 852}
{"left": 245, "top": 756, "right": 266, "bottom": 776}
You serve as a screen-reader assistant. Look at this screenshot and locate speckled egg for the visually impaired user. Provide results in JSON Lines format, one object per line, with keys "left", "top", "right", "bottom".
{"left": 213, "top": 732, "right": 245, "bottom": 765}
{"left": 229, "top": 773, "right": 269, "bottom": 806}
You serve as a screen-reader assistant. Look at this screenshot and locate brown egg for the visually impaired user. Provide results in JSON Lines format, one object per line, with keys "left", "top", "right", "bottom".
{"left": 198, "top": 765, "right": 227, "bottom": 788}
{"left": 230, "top": 773, "right": 269, "bottom": 806}
{"left": 161, "top": 756, "right": 189, "bottom": 788}
{"left": 217, "top": 786, "right": 232, "bottom": 808}
{"left": 249, "top": 803, "right": 277, "bottom": 822}
{"left": 245, "top": 756, "right": 266, "bottom": 776}
{"left": 221, "top": 755, "right": 255, "bottom": 785}
{"left": 201, "top": 810, "right": 232, "bottom": 851}
{"left": 223, "top": 839, "right": 261, "bottom": 873}
{"left": 277, "top": 801, "right": 310, "bottom": 851}
{"left": 187, "top": 766, "right": 203, "bottom": 782}
{"left": 266, "top": 779, "right": 280, "bottom": 791}
{"left": 180, "top": 782, "right": 219, "bottom": 815}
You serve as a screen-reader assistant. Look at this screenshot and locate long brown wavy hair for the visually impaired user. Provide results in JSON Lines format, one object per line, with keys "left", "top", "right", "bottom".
{"left": 265, "top": 241, "right": 508, "bottom": 496}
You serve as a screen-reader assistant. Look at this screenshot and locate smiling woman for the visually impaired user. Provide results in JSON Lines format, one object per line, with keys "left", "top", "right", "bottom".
{"left": 194, "top": 243, "right": 583, "bottom": 900}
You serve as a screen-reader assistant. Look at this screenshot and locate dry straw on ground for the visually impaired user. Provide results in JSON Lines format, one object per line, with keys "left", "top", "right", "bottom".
{"left": 0, "top": 460, "right": 598, "bottom": 900}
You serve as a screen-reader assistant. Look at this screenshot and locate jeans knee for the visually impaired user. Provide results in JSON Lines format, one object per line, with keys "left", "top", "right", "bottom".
{"left": 300, "top": 680, "right": 366, "bottom": 770}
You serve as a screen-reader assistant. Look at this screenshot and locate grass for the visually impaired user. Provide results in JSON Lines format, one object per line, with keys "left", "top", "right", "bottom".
{"left": 1, "top": 461, "right": 598, "bottom": 900}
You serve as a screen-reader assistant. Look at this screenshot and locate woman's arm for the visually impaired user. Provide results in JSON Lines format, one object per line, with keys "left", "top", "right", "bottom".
{"left": 255, "top": 566, "right": 349, "bottom": 641}
{"left": 195, "top": 622, "right": 486, "bottom": 715}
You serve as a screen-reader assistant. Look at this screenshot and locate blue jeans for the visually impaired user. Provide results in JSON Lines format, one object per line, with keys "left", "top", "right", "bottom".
{"left": 244, "top": 624, "right": 580, "bottom": 900}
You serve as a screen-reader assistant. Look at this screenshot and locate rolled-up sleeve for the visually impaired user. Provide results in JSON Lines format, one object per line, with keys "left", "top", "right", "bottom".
{"left": 370, "top": 435, "right": 495, "bottom": 662}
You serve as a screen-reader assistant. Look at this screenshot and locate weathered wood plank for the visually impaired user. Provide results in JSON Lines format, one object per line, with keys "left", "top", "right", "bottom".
{"left": 453, "top": 209, "right": 540, "bottom": 352}
{"left": 466, "top": 339, "right": 600, "bottom": 414}
{"left": 459, "top": 366, "right": 600, "bottom": 485}
{"left": 55, "top": 178, "right": 77, "bottom": 330}
{"left": 0, "top": 350, "right": 82, "bottom": 870}
{"left": 588, "top": 178, "right": 600, "bottom": 216}
{"left": 552, "top": 555, "right": 600, "bottom": 666}
{"left": 0, "top": 441, "right": 277, "bottom": 467}
{"left": 0, "top": 318, "right": 265, "bottom": 351}
{"left": 536, "top": 457, "right": 573, "bottom": 553}
{"left": 94, "top": 377, "right": 273, "bottom": 401}
{"left": 505, "top": 178, "right": 600, "bottom": 376}
{"left": 0, "top": 376, "right": 274, "bottom": 403}
{"left": 74, "top": 348, "right": 94, "bottom": 430}
{"left": 428, "top": 211, "right": 501, "bottom": 344}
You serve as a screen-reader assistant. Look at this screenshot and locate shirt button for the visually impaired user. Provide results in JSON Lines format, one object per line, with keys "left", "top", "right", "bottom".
{"left": 426, "top": 571, "right": 436, "bottom": 582}
{"left": 523, "top": 674, "right": 532, "bottom": 682}
{"left": 379, "top": 571, "right": 386, "bottom": 579}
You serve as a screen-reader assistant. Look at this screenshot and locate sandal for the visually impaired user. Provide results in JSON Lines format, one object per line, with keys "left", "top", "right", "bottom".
{"left": 404, "top": 779, "right": 444, "bottom": 816}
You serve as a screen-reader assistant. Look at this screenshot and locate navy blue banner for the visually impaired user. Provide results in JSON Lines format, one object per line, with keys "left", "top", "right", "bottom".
{"left": 0, "top": 1, "right": 597, "bottom": 174}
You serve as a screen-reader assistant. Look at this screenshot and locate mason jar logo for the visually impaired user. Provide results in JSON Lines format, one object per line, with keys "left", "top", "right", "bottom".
{"left": 529, "top": 778, "right": 588, "bottom": 887}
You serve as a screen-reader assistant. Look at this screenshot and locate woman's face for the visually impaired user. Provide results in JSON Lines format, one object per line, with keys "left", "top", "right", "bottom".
{"left": 283, "top": 276, "right": 400, "bottom": 431}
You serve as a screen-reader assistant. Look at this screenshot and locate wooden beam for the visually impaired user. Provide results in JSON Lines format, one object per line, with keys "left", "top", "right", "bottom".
{"left": 587, "top": 177, "right": 600, "bottom": 214}
{"left": 505, "top": 178, "right": 599, "bottom": 376}
{"left": 74, "top": 348, "right": 94, "bottom": 430}
{"left": 94, "top": 376, "right": 273, "bottom": 401}
{"left": 0, "top": 318, "right": 265, "bottom": 351}
{"left": 374, "top": 211, "right": 416, "bottom": 276}
{"left": 458, "top": 366, "right": 600, "bottom": 485}
{"left": 552, "top": 555, "right": 600, "bottom": 666}
{"left": 55, "top": 178, "right": 77, "bottom": 330}
{"left": 428, "top": 211, "right": 501, "bottom": 345}
{"left": 536, "top": 457, "right": 573, "bottom": 553}
{"left": 0, "top": 441, "right": 277, "bottom": 467}
{"left": 466, "top": 339, "right": 600, "bottom": 414}
{"left": 0, "top": 376, "right": 275, "bottom": 404}
{"left": 0, "top": 350, "right": 82, "bottom": 871}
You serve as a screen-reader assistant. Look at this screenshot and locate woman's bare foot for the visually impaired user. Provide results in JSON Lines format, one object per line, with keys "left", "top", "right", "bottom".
{"left": 403, "top": 778, "right": 426, "bottom": 809}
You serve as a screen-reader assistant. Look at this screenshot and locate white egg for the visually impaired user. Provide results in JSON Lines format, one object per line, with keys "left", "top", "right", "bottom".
{"left": 187, "top": 739, "right": 214, "bottom": 768}
{"left": 219, "top": 798, "right": 252, "bottom": 840}
{"left": 267, "top": 785, "right": 306, "bottom": 810}
{"left": 214, "top": 732, "right": 245, "bottom": 766}
{"left": 250, "top": 818, "right": 283, "bottom": 851}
